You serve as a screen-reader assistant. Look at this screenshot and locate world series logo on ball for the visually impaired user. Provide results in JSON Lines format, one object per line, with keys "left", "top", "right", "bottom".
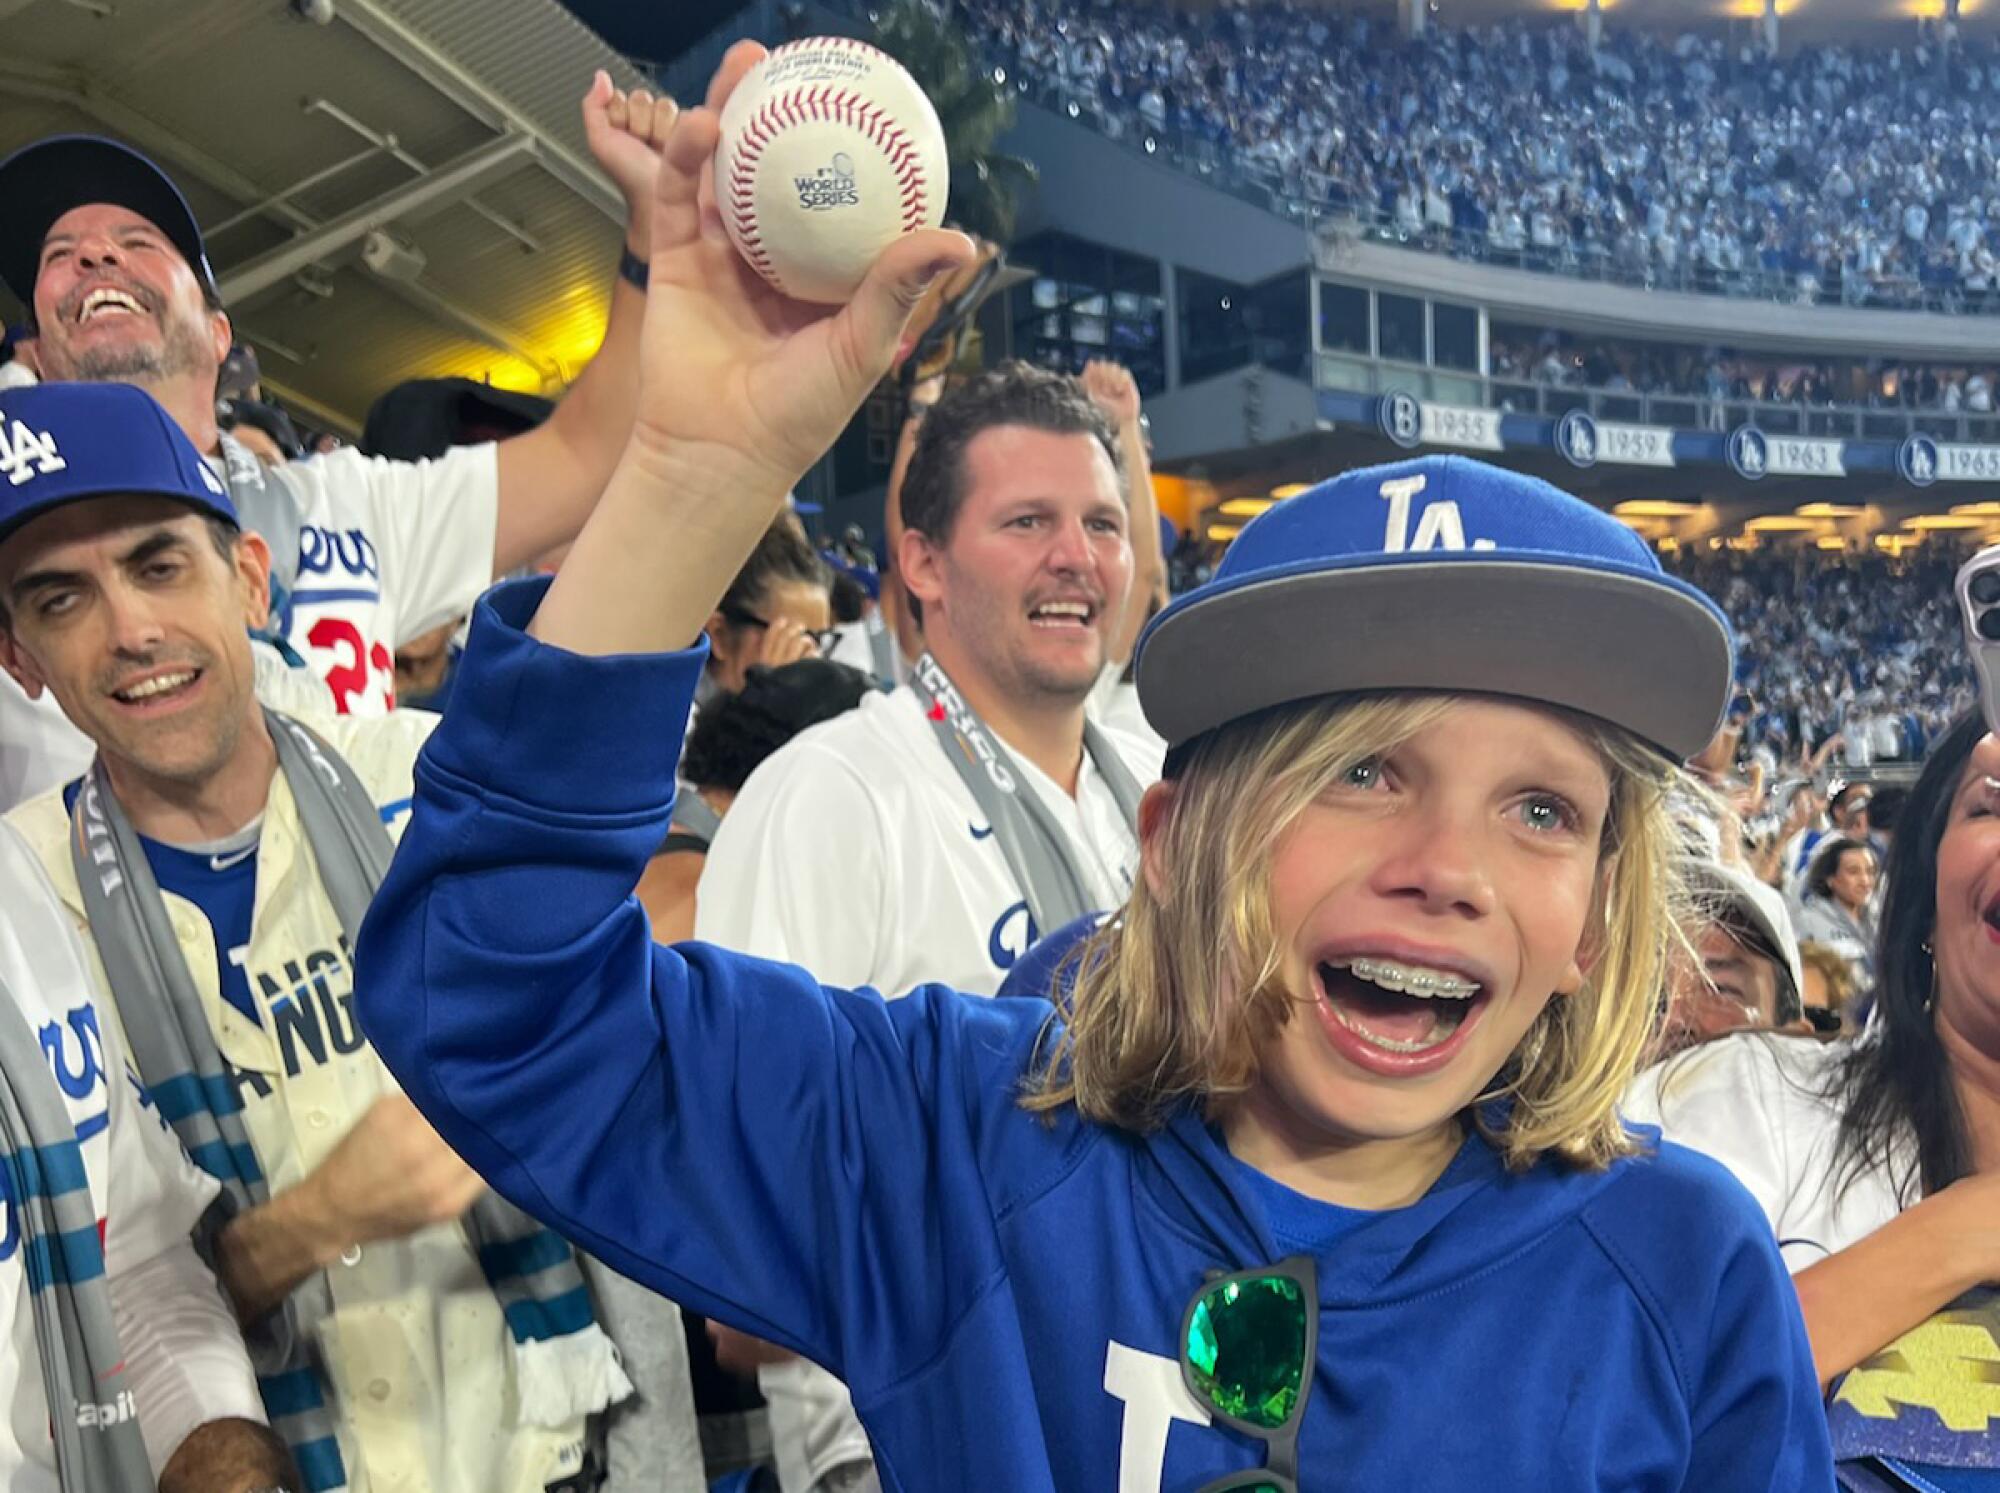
{"left": 717, "top": 38, "right": 950, "bottom": 304}
{"left": 795, "top": 152, "right": 861, "bottom": 211}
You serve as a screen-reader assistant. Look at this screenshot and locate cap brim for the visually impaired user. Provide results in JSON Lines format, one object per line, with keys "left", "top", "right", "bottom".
{"left": 1680, "top": 857, "right": 1805, "bottom": 1006}
{"left": 0, "top": 137, "right": 212, "bottom": 306}
{"left": 0, "top": 487, "right": 234, "bottom": 553}
{"left": 1136, "top": 558, "right": 1732, "bottom": 761}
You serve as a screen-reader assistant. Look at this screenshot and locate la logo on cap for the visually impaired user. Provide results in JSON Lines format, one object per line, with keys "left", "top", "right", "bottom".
{"left": 0, "top": 417, "right": 65, "bottom": 488}
{"left": 1377, "top": 473, "right": 1497, "bottom": 554}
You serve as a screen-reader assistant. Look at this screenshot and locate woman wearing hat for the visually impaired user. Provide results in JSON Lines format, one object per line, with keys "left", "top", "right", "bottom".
{"left": 352, "top": 42, "right": 1832, "bottom": 1492}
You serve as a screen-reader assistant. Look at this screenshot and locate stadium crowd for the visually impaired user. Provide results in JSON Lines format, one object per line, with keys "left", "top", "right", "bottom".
{"left": 0, "top": 27, "right": 1995, "bottom": 1493}
{"left": 1487, "top": 333, "right": 2000, "bottom": 418}
{"left": 953, "top": 0, "right": 2000, "bottom": 311}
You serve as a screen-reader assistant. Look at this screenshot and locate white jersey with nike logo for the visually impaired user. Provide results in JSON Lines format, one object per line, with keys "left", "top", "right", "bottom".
{"left": 695, "top": 684, "right": 1161, "bottom": 1000}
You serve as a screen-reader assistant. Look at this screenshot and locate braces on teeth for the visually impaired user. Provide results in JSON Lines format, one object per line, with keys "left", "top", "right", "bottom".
{"left": 1328, "top": 956, "right": 1479, "bottom": 1000}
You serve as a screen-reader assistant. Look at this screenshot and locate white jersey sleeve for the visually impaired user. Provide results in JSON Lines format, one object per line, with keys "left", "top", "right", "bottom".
{"left": 1624, "top": 1033, "right": 1904, "bottom": 1271}
{"left": 108, "top": 1231, "right": 265, "bottom": 1477}
{"left": 694, "top": 744, "right": 891, "bottom": 990}
{"left": 1624, "top": 1037, "right": 1798, "bottom": 1235}
{"left": 101, "top": 959, "right": 264, "bottom": 1470}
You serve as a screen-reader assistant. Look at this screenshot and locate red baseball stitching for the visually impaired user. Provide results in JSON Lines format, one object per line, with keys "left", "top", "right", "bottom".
{"left": 723, "top": 61, "right": 936, "bottom": 290}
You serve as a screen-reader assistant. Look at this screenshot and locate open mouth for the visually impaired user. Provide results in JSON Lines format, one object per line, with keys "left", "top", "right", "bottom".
{"left": 1027, "top": 598, "right": 1096, "bottom": 631}
{"left": 1314, "top": 954, "right": 1491, "bottom": 1071}
{"left": 1984, "top": 893, "right": 2000, "bottom": 939}
{"left": 110, "top": 668, "right": 201, "bottom": 709}
{"left": 72, "top": 286, "right": 151, "bottom": 325}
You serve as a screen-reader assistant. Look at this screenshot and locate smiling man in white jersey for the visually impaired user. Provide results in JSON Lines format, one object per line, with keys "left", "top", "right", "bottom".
{"left": 694, "top": 360, "right": 1162, "bottom": 1493}
{"left": 0, "top": 73, "right": 676, "bottom": 809}
{"left": 0, "top": 381, "right": 654, "bottom": 1493}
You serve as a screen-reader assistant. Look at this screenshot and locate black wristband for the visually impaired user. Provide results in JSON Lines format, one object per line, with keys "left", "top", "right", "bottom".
{"left": 617, "top": 245, "right": 649, "bottom": 292}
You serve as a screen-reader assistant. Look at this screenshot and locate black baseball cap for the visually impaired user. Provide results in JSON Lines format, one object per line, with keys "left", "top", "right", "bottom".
{"left": 0, "top": 136, "right": 217, "bottom": 309}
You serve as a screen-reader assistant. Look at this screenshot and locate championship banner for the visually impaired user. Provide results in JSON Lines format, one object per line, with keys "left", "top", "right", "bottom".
{"left": 1379, "top": 390, "right": 1503, "bottom": 453}
{"left": 1554, "top": 411, "right": 1675, "bottom": 469}
{"left": 1728, "top": 425, "right": 1846, "bottom": 480}
{"left": 1899, "top": 434, "right": 2000, "bottom": 486}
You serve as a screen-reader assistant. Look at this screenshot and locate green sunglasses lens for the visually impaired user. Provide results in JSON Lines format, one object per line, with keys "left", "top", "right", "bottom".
{"left": 1184, "top": 1272, "right": 1309, "bottom": 1431}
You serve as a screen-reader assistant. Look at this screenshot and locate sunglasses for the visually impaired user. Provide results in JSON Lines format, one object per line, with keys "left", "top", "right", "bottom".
{"left": 1179, "top": 1255, "right": 1318, "bottom": 1493}
{"left": 720, "top": 603, "right": 839, "bottom": 655}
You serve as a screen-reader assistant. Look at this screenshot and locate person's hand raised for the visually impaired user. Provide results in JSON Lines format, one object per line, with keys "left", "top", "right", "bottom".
{"left": 581, "top": 70, "right": 678, "bottom": 253}
{"left": 1080, "top": 358, "right": 1142, "bottom": 428}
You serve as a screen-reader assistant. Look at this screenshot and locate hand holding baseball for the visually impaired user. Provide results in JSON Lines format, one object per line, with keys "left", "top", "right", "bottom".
{"left": 627, "top": 40, "right": 975, "bottom": 496}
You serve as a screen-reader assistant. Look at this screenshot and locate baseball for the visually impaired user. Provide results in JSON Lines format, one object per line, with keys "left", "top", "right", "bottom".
{"left": 717, "top": 38, "right": 950, "bottom": 304}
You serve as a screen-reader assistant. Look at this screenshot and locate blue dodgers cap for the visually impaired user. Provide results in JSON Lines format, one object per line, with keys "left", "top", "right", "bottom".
{"left": 0, "top": 136, "right": 217, "bottom": 307}
{"left": 1133, "top": 455, "right": 1735, "bottom": 762}
{"left": 0, "top": 383, "right": 235, "bottom": 548}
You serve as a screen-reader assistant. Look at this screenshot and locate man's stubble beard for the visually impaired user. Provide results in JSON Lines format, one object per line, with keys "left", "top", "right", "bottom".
{"left": 39, "top": 308, "right": 213, "bottom": 387}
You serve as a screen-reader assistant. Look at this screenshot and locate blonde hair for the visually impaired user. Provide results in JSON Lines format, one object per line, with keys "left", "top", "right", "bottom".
{"left": 1024, "top": 693, "right": 1693, "bottom": 1171}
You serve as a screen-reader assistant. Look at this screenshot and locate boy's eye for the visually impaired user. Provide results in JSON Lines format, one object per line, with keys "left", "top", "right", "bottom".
{"left": 1517, "top": 795, "right": 1579, "bottom": 835}
{"left": 1341, "top": 758, "right": 1381, "bottom": 789}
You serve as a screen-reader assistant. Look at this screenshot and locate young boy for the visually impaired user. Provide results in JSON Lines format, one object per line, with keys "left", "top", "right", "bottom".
{"left": 352, "top": 40, "right": 1834, "bottom": 1493}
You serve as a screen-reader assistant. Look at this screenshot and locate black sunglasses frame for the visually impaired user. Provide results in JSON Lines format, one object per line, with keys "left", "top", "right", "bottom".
{"left": 1179, "top": 1254, "right": 1318, "bottom": 1493}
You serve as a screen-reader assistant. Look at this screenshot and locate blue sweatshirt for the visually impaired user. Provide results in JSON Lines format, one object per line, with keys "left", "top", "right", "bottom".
{"left": 355, "top": 578, "right": 1835, "bottom": 1493}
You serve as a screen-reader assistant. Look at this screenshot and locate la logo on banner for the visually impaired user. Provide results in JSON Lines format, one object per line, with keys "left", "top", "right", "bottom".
{"left": 0, "top": 418, "right": 65, "bottom": 487}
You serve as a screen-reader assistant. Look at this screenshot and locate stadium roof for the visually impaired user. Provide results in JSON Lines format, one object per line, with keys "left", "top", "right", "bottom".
{"left": 0, "top": 0, "right": 645, "bottom": 434}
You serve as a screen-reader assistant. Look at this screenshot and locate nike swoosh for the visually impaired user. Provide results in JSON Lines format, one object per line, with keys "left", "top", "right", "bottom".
{"left": 969, "top": 822, "right": 995, "bottom": 841}
{"left": 209, "top": 845, "right": 258, "bottom": 872}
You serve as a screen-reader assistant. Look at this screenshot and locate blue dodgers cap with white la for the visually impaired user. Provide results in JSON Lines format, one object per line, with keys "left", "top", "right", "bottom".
{"left": 0, "top": 383, "right": 235, "bottom": 548}
{"left": 1133, "top": 455, "right": 1735, "bottom": 762}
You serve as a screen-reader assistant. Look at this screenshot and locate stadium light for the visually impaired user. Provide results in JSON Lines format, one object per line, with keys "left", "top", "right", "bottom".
{"left": 1794, "top": 503, "right": 1863, "bottom": 519}
{"left": 1815, "top": 537, "right": 1848, "bottom": 551}
{"left": 1207, "top": 524, "right": 1243, "bottom": 543}
{"left": 1950, "top": 502, "right": 2000, "bottom": 517}
{"left": 1270, "top": 483, "right": 1313, "bottom": 500}
{"left": 1903, "top": 514, "right": 1990, "bottom": 530}
{"left": 1611, "top": 500, "right": 1701, "bottom": 518}
{"left": 1744, "top": 515, "right": 1821, "bottom": 533}
{"left": 1219, "top": 498, "right": 1276, "bottom": 518}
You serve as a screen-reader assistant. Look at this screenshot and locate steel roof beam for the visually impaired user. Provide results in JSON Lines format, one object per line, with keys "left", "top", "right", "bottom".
{"left": 217, "top": 131, "right": 536, "bottom": 302}
{"left": 333, "top": 0, "right": 625, "bottom": 224}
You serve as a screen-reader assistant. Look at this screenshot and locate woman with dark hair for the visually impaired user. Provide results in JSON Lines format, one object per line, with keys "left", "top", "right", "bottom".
{"left": 1631, "top": 711, "right": 2000, "bottom": 1483}
{"left": 674, "top": 514, "right": 838, "bottom": 849}
{"left": 702, "top": 512, "right": 836, "bottom": 699}
{"left": 1794, "top": 833, "right": 1880, "bottom": 997}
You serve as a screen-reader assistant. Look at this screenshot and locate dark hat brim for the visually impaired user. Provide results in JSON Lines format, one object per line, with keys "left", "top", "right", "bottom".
{"left": 1135, "top": 556, "right": 1733, "bottom": 761}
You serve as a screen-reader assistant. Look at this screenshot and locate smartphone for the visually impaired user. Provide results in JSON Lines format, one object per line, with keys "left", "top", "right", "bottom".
{"left": 1955, "top": 544, "right": 2000, "bottom": 736}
